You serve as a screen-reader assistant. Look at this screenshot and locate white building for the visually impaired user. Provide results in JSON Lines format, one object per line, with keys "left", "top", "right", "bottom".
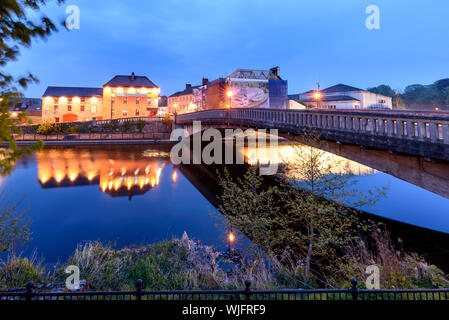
{"left": 293, "top": 84, "right": 392, "bottom": 110}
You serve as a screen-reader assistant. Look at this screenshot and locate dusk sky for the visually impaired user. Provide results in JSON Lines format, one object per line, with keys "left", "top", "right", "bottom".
{"left": 5, "top": 0, "right": 449, "bottom": 98}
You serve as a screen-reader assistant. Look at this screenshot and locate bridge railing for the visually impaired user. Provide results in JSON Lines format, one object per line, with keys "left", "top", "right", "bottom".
{"left": 176, "top": 108, "right": 449, "bottom": 145}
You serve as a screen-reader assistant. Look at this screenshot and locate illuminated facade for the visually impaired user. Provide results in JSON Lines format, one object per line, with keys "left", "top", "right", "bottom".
{"left": 36, "top": 148, "right": 171, "bottom": 199}
{"left": 168, "top": 84, "right": 198, "bottom": 114}
{"left": 42, "top": 87, "right": 103, "bottom": 123}
{"left": 42, "top": 72, "right": 160, "bottom": 123}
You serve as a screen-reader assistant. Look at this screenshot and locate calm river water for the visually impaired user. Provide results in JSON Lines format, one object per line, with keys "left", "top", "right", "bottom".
{"left": 2, "top": 142, "right": 449, "bottom": 264}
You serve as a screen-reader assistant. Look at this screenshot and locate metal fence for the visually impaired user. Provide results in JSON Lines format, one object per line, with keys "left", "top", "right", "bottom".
{"left": 1, "top": 279, "right": 448, "bottom": 301}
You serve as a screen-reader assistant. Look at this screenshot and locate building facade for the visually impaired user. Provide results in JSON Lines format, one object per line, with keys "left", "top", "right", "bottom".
{"left": 167, "top": 67, "right": 288, "bottom": 114}
{"left": 294, "top": 84, "right": 392, "bottom": 110}
{"left": 42, "top": 73, "right": 160, "bottom": 123}
{"left": 167, "top": 84, "right": 198, "bottom": 114}
{"left": 42, "top": 87, "right": 103, "bottom": 123}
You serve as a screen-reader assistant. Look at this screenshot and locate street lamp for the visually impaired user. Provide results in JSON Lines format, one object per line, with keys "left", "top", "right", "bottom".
{"left": 313, "top": 91, "right": 321, "bottom": 109}
{"left": 226, "top": 90, "right": 233, "bottom": 125}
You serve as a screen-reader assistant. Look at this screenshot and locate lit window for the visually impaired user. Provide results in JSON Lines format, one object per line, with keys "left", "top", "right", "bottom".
{"left": 136, "top": 97, "right": 140, "bottom": 104}
{"left": 68, "top": 105, "right": 72, "bottom": 111}
{"left": 54, "top": 105, "right": 58, "bottom": 111}
{"left": 136, "top": 109, "right": 140, "bottom": 116}
{"left": 123, "top": 97, "right": 127, "bottom": 104}
{"left": 80, "top": 105, "right": 85, "bottom": 112}
{"left": 123, "top": 110, "right": 127, "bottom": 117}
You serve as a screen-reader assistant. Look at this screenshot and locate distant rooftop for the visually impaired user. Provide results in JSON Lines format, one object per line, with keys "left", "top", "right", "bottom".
{"left": 301, "top": 95, "right": 360, "bottom": 102}
{"left": 103, "top": 72, "right": 158, "bottom": 88}
{"left": 322, "top": 84, "right": 363, "bottom": 93}
{"left": 43, "top": 86, "right": 103, "bottom": 97}
{"left": 169, "top": 85, "right": 200, "bottom": 98}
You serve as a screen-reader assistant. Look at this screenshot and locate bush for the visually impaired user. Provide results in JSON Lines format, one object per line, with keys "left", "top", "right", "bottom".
{"left": 65, "top": 126, "right": 79, "bottom": 134}
{"left": 36, "top": 121, "right": 53, "bottom": 134}
{"left": 0, "top": 255, "right": 47, "bottom": 289}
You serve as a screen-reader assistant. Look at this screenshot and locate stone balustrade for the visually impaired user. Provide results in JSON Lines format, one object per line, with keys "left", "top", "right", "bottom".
{"left": 176, "top": 108, "right": 449, "bottom": 161}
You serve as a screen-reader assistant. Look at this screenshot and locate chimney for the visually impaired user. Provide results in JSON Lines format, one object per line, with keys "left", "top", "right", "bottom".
{"left": 270, "top": 66, "right": 280, "bottom": 77}
{"left": 185, "top": 83, "right": 192, "bottom": 89}
{"left": 131, "top": 72, "right": 135, "bottom": 81}
{"left": 202, "top": 78, "right": 209, "bottom": 86}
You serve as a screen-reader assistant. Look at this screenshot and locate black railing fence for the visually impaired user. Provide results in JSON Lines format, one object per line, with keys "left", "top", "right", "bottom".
{"left": 1, "top": 279, "right": 448, "bottom": 301}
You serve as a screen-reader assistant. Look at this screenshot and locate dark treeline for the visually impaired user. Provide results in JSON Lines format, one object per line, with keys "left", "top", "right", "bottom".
{"left": 368, "top": 78, "right": 449, "bottom": 110}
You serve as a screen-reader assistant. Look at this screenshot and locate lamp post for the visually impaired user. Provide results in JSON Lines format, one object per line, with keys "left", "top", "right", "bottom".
{"left": 110, "top": 92, "right": 115, "bottom": 119}
{"left": 313, "top": 91, "right": 321, "bottom": 109}
{"left": 226, "top": 90, "right": 233, "bottom": 126}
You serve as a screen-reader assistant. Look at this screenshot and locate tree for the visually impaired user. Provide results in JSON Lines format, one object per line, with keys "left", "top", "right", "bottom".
{"left": 216, "top": 134, "right": 386, "bottom": 286}
{"left": 278, "top": 135, "right": 386, "bottom": 283}
{"left": 0, "top": 194, "right": 31, "bottom": 253}
{"left": 0, "top": 0, "right": 65, "bottom": 175}
{"left": 367, "top": 84, "right": 395, "bottom": 97}
{"left": 0, "top": 1, "right": 65, "bottom": 253}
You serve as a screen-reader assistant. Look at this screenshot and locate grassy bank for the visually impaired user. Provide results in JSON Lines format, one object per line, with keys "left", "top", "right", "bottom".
{"left": 1, "top": 232, "right": 448, "bottom": 291}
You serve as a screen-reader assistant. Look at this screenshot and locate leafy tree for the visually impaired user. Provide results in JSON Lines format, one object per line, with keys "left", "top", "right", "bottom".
{"left": 1, "top": 0, "right": 65, "bottom": 174}
{"left": 0, "top": 0, "right": 65, "bottom": 253}
{"left": 0, "top": 194, "right": 31, "bottom": 253}
{"left": 278, "top": 135, "right": 386, "bottom": 283}
{"left": 216, "top": 134, "right": 386, "bottom": 286}
{"left": 367, "top": 84, "right": 395, "bottom": 97}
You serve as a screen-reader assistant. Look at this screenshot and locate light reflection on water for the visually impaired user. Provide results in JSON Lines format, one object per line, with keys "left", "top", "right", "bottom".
{"left": 1, "top": 142, "right": 449, "bottom": 263}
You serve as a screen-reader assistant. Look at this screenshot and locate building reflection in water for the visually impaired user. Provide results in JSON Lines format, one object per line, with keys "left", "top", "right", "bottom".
{"left": 243, "top": 143, "right": 376, "bottom": 177}
{"left": 37, "top": 148, "right": 173, "bottom": 200}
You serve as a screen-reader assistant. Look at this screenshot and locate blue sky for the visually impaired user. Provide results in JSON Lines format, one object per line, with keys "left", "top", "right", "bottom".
{"left": 5, "top": 0, "right": 449, "bottom": 98}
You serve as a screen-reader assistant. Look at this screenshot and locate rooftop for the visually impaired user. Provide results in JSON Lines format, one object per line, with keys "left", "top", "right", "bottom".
{"left": 301, "top": 95, "right": 360, "bottom": 102}
{"left": 103, "top": 73, "right": 158, "bottom": 88}
{"left": 169, "top": 85, "right": 200, "bottom": 98}
{"left": 43, "top": 86, "right": 103, "bottom": 97}
{"left": 322, "top": 84, "right": 363, "bottom": 93}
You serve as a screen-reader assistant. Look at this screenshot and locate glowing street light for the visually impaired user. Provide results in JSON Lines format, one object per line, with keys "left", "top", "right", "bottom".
{"left": 228, "top": 231, "right": 235, "bottom": 243}
{"left": 227, "top": 90, "right": 233, "bottom": 97}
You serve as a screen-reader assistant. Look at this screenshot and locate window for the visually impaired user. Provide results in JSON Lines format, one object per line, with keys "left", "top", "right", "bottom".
{"left": 402, "top": 121, "right": 407, "bottom": 136}
{"left": 383, "top": 120, "right": 388, "bottom": 133}
{"left": 379, "top": 99, "right": 386, "bottom": 104}
{"left": 123, "top": 97, "right": 127, "bottom": 104}
{"left": 81, "top": 98, "right": 85, "bottom": 103}
{"left": 392, "top": 120, "right": 398, "bottom": 134}
{"left": 147, "top": 98, "right": 152, "bottom": 105}
{"left": 135, "top": 109, "right": 140, "bottom": 116}
{"left": 80, "top": 105, "right": 85, "bottom": 112}
{"left": 136, "top": 97, "right": 140, "bottom": 104}
{"left": 123, "top": 110, "right": 127, "bottom": 117}
{"left": 91, "top": 104, "right": 97, "bottom": 113}
{"left": 54, "top": 105, "right": 58, "bottom": 111}
{"left": 68, "top": 105, "right": 72, "bottom": 111}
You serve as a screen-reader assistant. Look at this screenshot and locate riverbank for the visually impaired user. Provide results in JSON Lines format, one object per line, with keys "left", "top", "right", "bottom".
{"left": 1, "top": 233, "right": 448, "bottom": 291}
{"left": 4, "top": 138, "right": 176, "bottom": 146}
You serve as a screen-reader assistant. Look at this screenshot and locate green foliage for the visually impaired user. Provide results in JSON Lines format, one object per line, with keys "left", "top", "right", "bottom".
{"left": 135, "top": 119, "right": 147, "bottom": 133}
{"left": 0, "top": 0, "right": 66, "bottom": 175}
{"left": 36, "top": 121, "right": 62, "bottom": 134}
{"left": 162, "top": 113, "right": 172, "bottom": 129}
{"left": 0, "top": 255, "right": 47, "bottom": 289}
{"left": 0, "top": 194, "right": 31, "bottom": 253}
{"left": 216, "top": 133, "right": 388, "bottom": 286}
{"left": 65, "top": 126, "right": 79, "bottom": 134}
{"left": 370, "top": 78, "right": 449, "bottom": 109}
